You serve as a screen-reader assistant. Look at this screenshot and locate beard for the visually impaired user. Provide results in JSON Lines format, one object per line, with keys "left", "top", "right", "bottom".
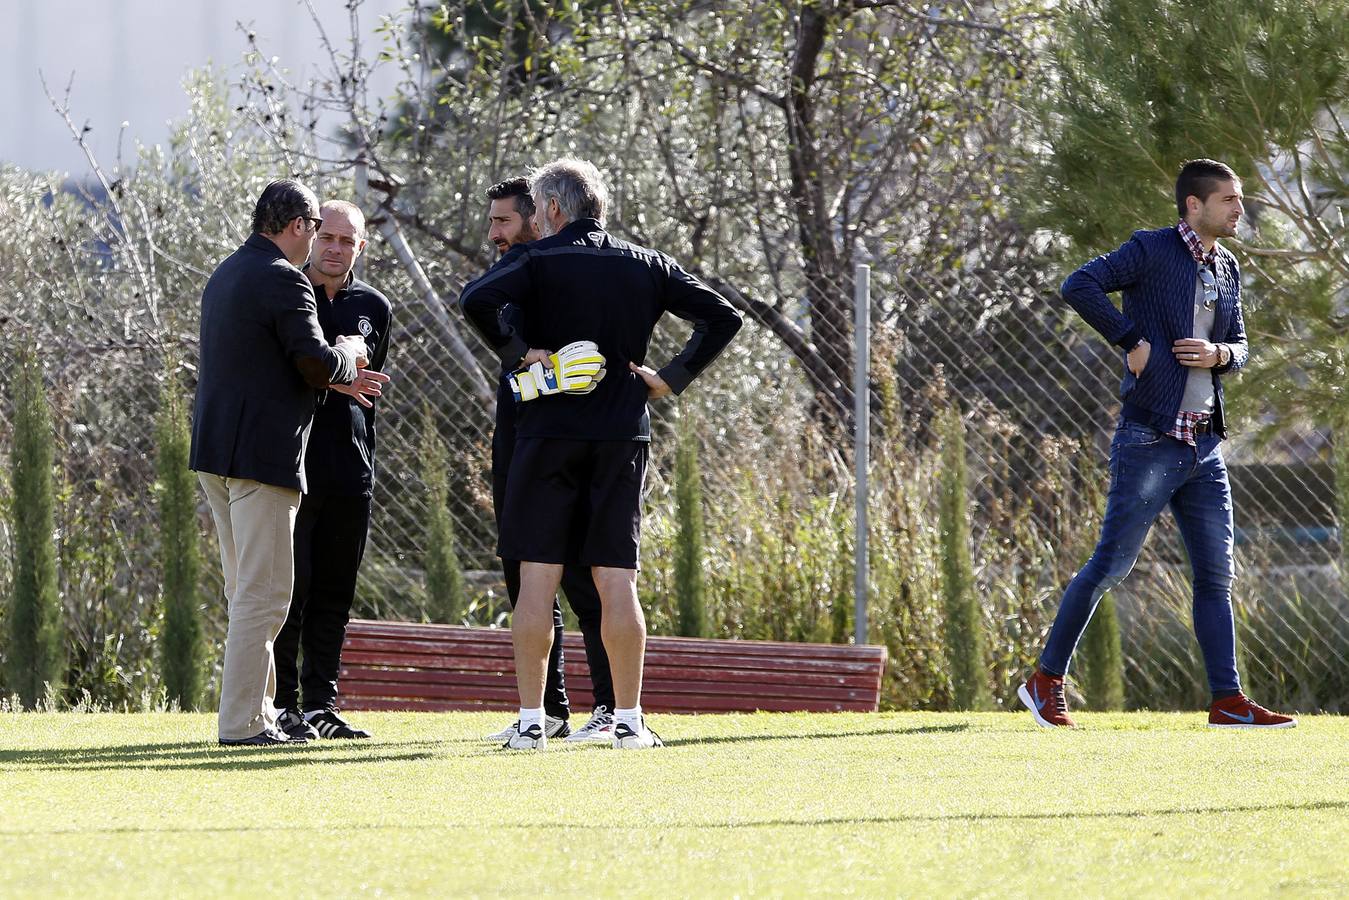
{"left": 538, "top": 217, "right": 557, "bottom": 238}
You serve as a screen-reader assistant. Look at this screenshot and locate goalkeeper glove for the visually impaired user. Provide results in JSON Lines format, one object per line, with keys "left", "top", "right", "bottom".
{"left": 508, "top": 341, "right": 607, "bottom": 401}
{"left": 508, "top": 361, "right": 561, "bottom": 402}
{"left": 555, "top": 340, "right": 606, "bottom": 394}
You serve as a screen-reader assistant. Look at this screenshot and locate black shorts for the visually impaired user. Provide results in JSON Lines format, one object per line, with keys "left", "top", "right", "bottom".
{"left": 499, "top": 437, "right": 648, "bottom": 569}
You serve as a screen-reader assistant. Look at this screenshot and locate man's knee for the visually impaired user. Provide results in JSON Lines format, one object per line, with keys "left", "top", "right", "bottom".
{"left": 1085, "top": 547, "right": 1139, "bottom": 591}
{"left": 591, "top": 566, "right": 637, "bottom": 600}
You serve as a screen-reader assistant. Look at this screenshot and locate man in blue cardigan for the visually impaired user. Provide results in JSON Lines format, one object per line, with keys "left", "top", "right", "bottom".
{"left": 1018, "top": 159, "right": 1295, "bottom": 729}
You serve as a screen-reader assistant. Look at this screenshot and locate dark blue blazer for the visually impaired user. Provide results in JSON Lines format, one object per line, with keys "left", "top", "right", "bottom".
{"left": 190, "top": 234, "right": 358, "bottom": 492}
{"left": 1061, "top": 226, "right": 1248, "bottom": 438}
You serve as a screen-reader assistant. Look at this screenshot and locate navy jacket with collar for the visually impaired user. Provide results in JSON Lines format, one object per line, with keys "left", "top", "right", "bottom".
{"left": 1061, "top": 226, "right": 1248, "bottom": 438}
{"left": 190, "top": 233, "right": 359, "bottom": 492}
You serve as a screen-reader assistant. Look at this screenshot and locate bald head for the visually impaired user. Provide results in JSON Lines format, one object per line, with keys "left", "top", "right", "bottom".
{"left": 310, "top": 199, "right": 369, "bottom": 284}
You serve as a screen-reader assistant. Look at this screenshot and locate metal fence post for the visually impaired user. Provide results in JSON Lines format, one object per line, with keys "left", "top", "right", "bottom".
{"left": 854, "top": 263, "right": 871, "bottom": 645}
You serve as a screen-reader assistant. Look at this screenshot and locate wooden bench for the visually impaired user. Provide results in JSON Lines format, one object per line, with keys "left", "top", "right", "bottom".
{"left": 338, "top": 619, "right": 887, "bottom": 713}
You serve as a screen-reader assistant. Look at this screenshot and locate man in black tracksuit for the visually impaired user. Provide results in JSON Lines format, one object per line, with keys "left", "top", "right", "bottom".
{"left": 480, "top": 177, "right": 617, "bottom": 745}
{"left": 274, "top": 200, "right": 393, "bottom": 740}
{"left": 460, "top": 158, "right": 742, "bottom": 749}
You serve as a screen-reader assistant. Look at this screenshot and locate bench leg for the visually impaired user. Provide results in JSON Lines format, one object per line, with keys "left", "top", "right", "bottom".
{"left": 593, "top": 566, "right": 645, "bottom": 710}
{"left": 514, "top": 562, "right": 565, "bottom": 709}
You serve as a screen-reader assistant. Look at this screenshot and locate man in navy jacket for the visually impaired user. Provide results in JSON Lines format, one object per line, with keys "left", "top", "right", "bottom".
{"left": 1018, "top": 159, "right": 1295, "bottom": 730}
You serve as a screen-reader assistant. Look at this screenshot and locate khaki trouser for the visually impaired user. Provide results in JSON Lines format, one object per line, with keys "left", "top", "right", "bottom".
{"left": 198, "top": 473, "right": 301, "bottom": 740}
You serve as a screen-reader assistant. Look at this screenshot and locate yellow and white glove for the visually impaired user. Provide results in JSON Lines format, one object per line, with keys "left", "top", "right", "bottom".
{"left": 509, "top": 361, "right": 561, "bottom": 402}
{"left": 508, "top": 341, "right": 607, "bottom": 402}
{"left": 555, "top": 340, "right": 606, "bottom": 394}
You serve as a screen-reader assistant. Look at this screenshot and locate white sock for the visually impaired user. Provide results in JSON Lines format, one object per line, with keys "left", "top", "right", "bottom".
{"left": 519, "top": 707, "right": 545, "bottom": 733}
{"left": 615, "top": 706, "right": 642, "bottom": 731}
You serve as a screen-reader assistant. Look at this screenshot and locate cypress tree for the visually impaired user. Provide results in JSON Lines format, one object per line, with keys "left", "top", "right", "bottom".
{"left": 1078, "top": 596, "right": 1126, "bottom": 710}
{"left": 421, "top": 404, "right": 467, "bottom": 622}
{"left": 8, "top": 349, "right": 63, "bottom": 708}
{"left": 673, "top": 411, "right": 709, "bottom": 637}
{"left": 937, "top": 405, "right": 990, "bottom": 710}
{"left": 157, "top": 375, "right": 202, "bottom": 709}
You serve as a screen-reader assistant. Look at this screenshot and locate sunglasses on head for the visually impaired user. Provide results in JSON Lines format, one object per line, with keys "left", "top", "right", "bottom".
{"left": 1198, "top": 266, "right": 1218, "bottom": 311}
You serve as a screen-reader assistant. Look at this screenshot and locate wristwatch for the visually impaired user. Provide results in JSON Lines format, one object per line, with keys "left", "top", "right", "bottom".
{"left": 1216, "top": 343, "right": 1231, "bottom": 367}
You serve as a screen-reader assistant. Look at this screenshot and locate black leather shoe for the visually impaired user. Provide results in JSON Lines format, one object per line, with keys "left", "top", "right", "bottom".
{"left": 277, "top": 708, "right": 320, "bottom": 741}
{"left": 218, "top": 726, "right": 306, "bottom": 746}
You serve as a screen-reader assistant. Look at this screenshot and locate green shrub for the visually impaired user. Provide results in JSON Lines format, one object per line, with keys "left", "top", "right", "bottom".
{"left": 937, "top": 405, "right": 990, "bottom": 710}
{"left": 157, "top": 377, "right": 202, "bottom": 709}
{"left": 1078, "top": 596, "right": 1125, "bottom": 710}
{"left": 421, "top": 404, "right": 468, "bottom": 623}
{"left": 673, "top": 411, "right": 709, "bottom": 638}
{"left": 8, "top": 348, "right": 63, "bottom": 708}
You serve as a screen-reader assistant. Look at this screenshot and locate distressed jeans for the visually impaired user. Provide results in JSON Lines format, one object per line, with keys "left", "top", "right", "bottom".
{"left": 1039, "top": 420, "right": 1240, "bottom": 693}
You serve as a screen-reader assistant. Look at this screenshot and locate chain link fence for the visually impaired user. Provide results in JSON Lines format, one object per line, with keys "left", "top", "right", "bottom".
{"left": 1, "top": 166, "right": 1345, "bottom": 714}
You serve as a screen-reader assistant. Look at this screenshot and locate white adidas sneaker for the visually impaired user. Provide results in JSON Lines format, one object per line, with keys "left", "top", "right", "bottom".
{"left": 563, "top": 706, "right": 615, "bottom": 744}
{"left": 484, "top": 714, "right": 570, "bottom": 742}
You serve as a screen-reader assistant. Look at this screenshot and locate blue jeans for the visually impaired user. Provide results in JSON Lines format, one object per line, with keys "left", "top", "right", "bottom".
{"left": 1039, "top": 420, "right": 1240, "bottom": 693}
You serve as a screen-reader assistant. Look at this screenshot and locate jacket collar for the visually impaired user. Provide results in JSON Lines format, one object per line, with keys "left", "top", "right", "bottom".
{"left": 244, "top": 232, "right": 288, "bottom": 260}
{"left": 301, "top": 263, "right": 354, "bottom": 301}
{"left": 558, "top": 217, "right": 604, "bottom": 237}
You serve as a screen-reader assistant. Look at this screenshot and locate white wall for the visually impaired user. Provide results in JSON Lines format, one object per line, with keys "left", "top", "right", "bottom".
{"left": 1, "top": 0, "right": 408, "bottom": 174}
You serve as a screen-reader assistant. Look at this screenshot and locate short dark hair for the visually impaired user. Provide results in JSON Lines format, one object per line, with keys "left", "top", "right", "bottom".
{"left": 1175, "top": 159, "right": 1239, "bottom": 219}
{"left": 486, "top": 177, "right": 535, "bottom": 219}
{"left": 251, "top": 179, "right": 317, "bottom": 235}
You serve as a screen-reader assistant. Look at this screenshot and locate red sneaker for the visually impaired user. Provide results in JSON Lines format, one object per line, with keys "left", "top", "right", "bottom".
{"left": 1017, "top": 669, "right": 1076, "bottom": 728}
{"left": 1208, "top": 694, "right": 1297, "bottom": 729}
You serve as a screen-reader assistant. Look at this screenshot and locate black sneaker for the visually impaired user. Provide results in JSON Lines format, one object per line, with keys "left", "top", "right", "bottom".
{"left": 277, "top": 708, "right": 320, "bottom": 741}
{"left": 306, "top": 708, "right": 371, "bottom": 740}
{"left": 219, "top": 726, "right": 305, "bottom": 747}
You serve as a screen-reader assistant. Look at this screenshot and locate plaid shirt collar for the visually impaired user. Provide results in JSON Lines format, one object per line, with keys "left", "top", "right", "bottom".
{"left": 1177, "top": 220, "right": 1217, "bottom": 266}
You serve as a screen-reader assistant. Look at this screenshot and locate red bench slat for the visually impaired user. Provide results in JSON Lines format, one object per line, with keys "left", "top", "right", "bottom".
{"left": 337, "top": 619, "right": 885, "bottom": 714}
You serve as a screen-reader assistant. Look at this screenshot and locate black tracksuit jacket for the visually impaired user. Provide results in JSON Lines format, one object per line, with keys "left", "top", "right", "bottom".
{"left": 459, "top": 218, "right": 743, "bottom": 441}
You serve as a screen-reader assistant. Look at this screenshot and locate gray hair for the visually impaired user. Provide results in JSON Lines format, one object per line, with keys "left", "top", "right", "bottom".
{"left": 529, "top": 158, "right": 609, "bottom": 228}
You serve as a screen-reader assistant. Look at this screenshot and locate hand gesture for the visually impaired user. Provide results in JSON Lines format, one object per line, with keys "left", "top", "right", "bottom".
{"left": 330, "top": 369, "right": 391, "bottom": 408}
{"left": 1127, "top": 339, "right": 1151, "bottom": 376}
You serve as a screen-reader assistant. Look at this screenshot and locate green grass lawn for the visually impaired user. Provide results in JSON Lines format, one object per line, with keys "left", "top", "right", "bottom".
{"left": 1, "top": 711, "right": 1346, "bottom": 898}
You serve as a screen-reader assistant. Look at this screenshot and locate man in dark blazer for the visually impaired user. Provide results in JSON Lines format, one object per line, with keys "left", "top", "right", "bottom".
{"left": 1018, "top": 159, "right": 1295, "bottom": 730}
{"left": 191, "top": 179, "right": 368, "bottom": 746}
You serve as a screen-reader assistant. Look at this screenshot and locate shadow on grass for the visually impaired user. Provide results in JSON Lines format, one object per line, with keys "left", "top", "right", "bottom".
{"left": 665, "top": 722, "right": 971, "bottom": 747}
{"left": 0, "top": 739, "right": 453, "bottom": 773}
{"left": 697, "top": 798, "right": 1349, "bottom": 828}
{"left": 3, "top": 799, "right": 1345, "bottom": 838}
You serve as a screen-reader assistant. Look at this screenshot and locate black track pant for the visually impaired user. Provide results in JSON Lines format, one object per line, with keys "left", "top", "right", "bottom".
{"left": 275, "top": 492, "right": 370, "bottom": 712}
